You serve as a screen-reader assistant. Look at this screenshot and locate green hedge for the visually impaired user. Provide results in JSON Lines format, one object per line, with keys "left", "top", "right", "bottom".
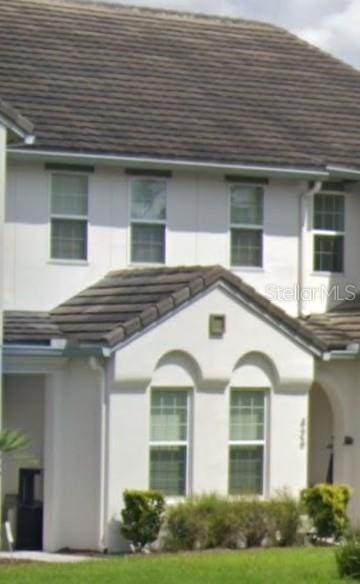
{"left": 162, "top": 492, "right": 301, "bottom": 551}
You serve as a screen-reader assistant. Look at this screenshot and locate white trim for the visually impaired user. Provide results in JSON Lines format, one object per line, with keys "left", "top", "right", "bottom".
{"left": 312, "top": 192, "right": 345, "bottom": 274}
{"left": 228, "top": 388, "right": 268, "bottom": 497}
{"left": 49, "top": 172, "right": 90, "bottom": 262}
{"left": 8, "top": 148, "right": 331, "bottom": 178}
{"left": 128, "top": 176, "right": 167, "bottom": 265}
{"left": 229, "top": 183, "right": 264, "bottom": 268}
{"left": 149, "top": 388, "right": 191, "bottom": 497}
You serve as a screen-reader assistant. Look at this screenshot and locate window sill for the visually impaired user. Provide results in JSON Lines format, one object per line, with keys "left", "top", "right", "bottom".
{"left": 48, "top": 259, "right": 89, "bottom": 266}
{"left": 231, "top": 266, "right": 264, "bottom": 273}
{"left": 129, "top": 262, "right": 166, "bottom": 268}
{"left": 310, "top": 271, "right": 345, "bottom": 277}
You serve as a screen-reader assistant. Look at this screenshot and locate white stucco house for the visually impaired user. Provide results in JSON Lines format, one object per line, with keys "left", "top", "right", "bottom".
{"left": 3, "top": 0, "right": 360, "bottom": 552}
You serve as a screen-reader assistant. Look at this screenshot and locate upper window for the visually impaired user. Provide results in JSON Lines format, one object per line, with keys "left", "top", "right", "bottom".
{"left": 313, "top": 193, "right": 344, "bottom": 273}
{"left": 50, "top": 174, "right": 88, "bottom": 260}
{"left": 130, "top": 179, "right": 166, "bottom": 264}
{"left": 229, "top": 390, "right": 266, "bottom": 495}
{"left": 230, "top": 185, "right": 263, "bottom": 267}
{"left": 149, "top": 390, "right": 189, "bottom": 496}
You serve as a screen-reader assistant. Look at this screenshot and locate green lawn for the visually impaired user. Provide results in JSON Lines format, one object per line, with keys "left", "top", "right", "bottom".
{"left": 0, "top": 548, "right": 346, "bottom": 583}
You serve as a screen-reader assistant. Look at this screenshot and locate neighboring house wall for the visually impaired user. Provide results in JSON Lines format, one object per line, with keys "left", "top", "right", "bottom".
{"left": 106, "top": 286, "right": 314, "bottom": 550}
{"left": 5, "top": 161, "right": 360, "bottom": 316}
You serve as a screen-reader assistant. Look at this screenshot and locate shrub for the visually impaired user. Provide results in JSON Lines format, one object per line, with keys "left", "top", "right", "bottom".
{"left": 268, "top": 490, "right": 301, "bottom": 546}
{"left": 301, "top": 484, "right": 351, "bottom": 539}
{"left": 120, "top": 490, "right": 165, "bottom": 551}
{"left": 336, "top": 530, "right": 360, "bottom": 580}
{"left": 162, "top": 493, "right": 301, "bottom": 551}
{"left": 162, "top": 494, "right": 236, "bottom": 551}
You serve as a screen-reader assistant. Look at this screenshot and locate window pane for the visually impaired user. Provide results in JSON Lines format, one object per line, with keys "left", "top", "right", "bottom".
{"left": 314, "top": 235, "right": 343, "bottom": 273}
{"left": 51, "top": 219, "right": 87, "bottom": 260}
{"left": 150, "top": 446, "right": 186, "bottom": 496}
{"left": 151, "top": 391, "right": 188, "bottom": 442}
{"left": 51, "top": 174, "right": 88, "bottom": 216}
{"left": 231, "top": 229, "right": 262, "bottom": 267}
{"left": 229, "top": 445, "right": 263, "bottom": 495}
{"left": 131, "top": 179, "right": 166, "bottom": 221}
{"left": 230, "top": 391, "right": 265, "bottom": 441}
{"left": 313, "top": 194, "right": 344, "bottom": 231}
{"left": 131, "top": 224, "right": 165, "bottom": 263}
{"left": 230, "top": 186, "right": 263, "bottom": 225}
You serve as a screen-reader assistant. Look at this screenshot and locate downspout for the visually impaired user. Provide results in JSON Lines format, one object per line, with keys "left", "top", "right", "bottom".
{"left": 298, "top": 181, "right": 322, "bottom": 316}
{"left": 89, "top": 356, "right": 109, "bottom": 553}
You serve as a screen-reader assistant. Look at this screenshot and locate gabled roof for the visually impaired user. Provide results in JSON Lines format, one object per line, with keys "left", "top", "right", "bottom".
{"left": 2, "top": 0, "right": 360, "bottom": 170}
{"left": 4, "top": 266, "right": 326, "bottom": 353}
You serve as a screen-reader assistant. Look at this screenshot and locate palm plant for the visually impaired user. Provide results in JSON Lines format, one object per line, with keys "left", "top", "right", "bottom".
{"left": 0, "top": 429, "right": 29, "bottom": 454}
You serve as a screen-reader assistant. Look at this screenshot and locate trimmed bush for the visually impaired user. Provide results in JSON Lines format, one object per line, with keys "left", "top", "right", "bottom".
{"left": 162, "top": 493, "right": 301, "bottom": 551}
{"left": 336, "top": 530, "right": 360, "bottom": 580}
{"left": 120, "top": 490, "right": 165, "bottom": 551}
{"left": 301, "top": 484, "right": 351, "bottom": 539}
{"left": 301, "top": 483, "right": 351, "bottom": 539}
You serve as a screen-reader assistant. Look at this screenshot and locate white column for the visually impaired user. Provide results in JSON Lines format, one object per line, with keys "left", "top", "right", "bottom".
{"left": 43, "top": 370, "right": 64, "bottom": 552}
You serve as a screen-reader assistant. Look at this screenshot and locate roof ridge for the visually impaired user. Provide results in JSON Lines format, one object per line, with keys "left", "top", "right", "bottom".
{"left": 14, "top": 0, "right": 277, "bottom": 29}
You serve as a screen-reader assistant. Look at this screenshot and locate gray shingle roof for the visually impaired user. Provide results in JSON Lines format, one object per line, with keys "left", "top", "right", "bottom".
{"left": 302, "top": 296, "right": 360, "bottom": 350}
{"left": 4, "top": 266, "right": 327, "bottom": 352}
{"left": 2, "top": 0, "right": 360, "bottom": 169}
{"left": 4, "top": 311, "right": 61, "bottom": 345}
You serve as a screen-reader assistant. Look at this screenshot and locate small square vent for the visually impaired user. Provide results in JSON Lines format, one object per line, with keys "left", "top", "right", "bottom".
{"left": 209, "top": 314, "right": 226, "bottom": 338}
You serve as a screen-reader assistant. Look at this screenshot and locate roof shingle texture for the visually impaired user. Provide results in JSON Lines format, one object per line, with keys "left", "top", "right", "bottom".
{"left": 4, "top": 266, "right": 326, "bottom": 351}
{"left": 2, "top": 0, "right": 360, "bottom": 169}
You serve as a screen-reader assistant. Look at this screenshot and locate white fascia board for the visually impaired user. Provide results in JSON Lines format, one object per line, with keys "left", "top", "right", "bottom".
{"left": 0, "top": 115, "right": 35, "bottom": 144}
{"left": 326, "top": 165, "right": 360, "bottom": 179}
{"left": 7, "top": 148, "right": 330, "bottom": 179}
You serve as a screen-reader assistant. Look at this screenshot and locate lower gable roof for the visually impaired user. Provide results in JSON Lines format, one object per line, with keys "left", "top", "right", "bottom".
{"left": 4, "top": 266, "right": 327, "bottom": 354}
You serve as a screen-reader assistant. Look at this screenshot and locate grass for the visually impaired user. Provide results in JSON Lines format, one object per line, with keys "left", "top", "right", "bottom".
{"left": 0, "top": 548, "right": 346, "bottom": 583}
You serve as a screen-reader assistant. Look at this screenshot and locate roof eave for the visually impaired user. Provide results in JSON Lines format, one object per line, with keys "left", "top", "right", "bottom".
{"left": 7, "top": 148, "right": 330, "bottom": 179}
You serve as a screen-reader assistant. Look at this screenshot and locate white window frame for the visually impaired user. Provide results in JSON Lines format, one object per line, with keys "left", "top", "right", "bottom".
{"left": 129, "top": 177, "right": 167, "bottom": 266}
{"left": 49, "top": 171, "right": 89, "bottom": 263}
{"left": 149, "top": 388, "right": 191, "bottom": 498}
{"left": 228, "top": 388, "right": 268, "bottom": 497}
{"left": 229, "top": 183, "right": 264, "bottom": 269}
{"left": 312, "top": 191, "right": 345, "bottom": 274}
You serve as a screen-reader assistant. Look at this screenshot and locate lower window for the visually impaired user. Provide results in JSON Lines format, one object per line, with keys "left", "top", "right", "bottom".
{"left": 229, "top": 445, "right": 264, "bottom": 495}
{"left": 313, "top": 234, "right": 344, "bottom": 273}
{"left": 149, "top": 390, "right": 189, "bottom": 496}
{"left": 231, "top": 229, "right": 262, "bottom": 267}
{"left": 229, "top": 390, "right": 266, "bottom": 495}
{"left": 150, "top": 446, "right": 186, "bottom": 496}
{"left": 131, "top": 223, "right": 165, "bottom": 264}
{"left": 51, "top": 218, "right": 87, "bottom": 260}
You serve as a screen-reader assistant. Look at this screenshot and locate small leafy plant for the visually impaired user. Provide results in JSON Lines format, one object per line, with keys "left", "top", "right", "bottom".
{"left": 120, "top": 490, "right": 165, "bottom": 552}
{"left": 301, "top": 484, "right": 351, "bottom": 539}
{"left": 336, "top": 529, "right": 360, "bottom": 580}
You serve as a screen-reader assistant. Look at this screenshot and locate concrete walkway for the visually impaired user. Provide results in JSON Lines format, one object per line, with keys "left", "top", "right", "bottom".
{"left": 0, "top": 551, "right": 93, "bottom": 563}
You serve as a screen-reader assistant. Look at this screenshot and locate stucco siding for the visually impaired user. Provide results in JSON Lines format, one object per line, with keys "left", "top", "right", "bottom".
{"left": 106, "top": 286, "right": 314, "bottom": 550}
